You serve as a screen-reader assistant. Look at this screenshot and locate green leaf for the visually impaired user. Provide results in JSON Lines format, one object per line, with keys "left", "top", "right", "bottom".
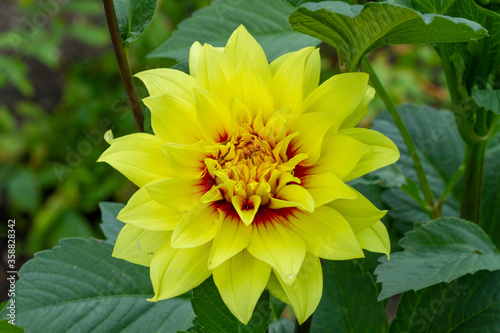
{"left": 389, "top": 270, "right": 500, "bottom": 332}
{"left": 350, "top": 165, "right": 406, "bottom": 189}
{"left": 472, "top": 89, "right": 500, "bottom": 114}
{"left": 191, "top": 277, "right": 270, "bottom": 333}
{"left": 269, "top": 295, "right": 288, "bottom": 320}
{"left": 311, "top": 260, "right": 388, "bottom": 333}
{"left": 390, "top": 0, "right": 459, "bottom": 13}
{"left": 394, "top": 0, "right": 435, "bottom": 13}
{"left": 148, "top": 0, "right": 320, "bottom": 62}
{"left": 400, "top": 178, "right": 428, "bottom": 210}
{"left": 371, "top": 104, "right": 464, "bottom": 232}
{"left": 171, "top": 61, "right": 189, "bottom": 74}
{"left": 375, "top": 217, "right": 500, "bottom": 300}
{"left": 143, "top": 106, "right": 154, "bottom": 135}
{"left": 99, "top": 201, "right": 125, "bottom": 244}
{"left": 114, "top": 0, "right": 157, "bottom": 48}
{"left": 289, "top": 1, "right": 487, "bottom": 71}
{"left": 287, "top": 0, "right": 329, "bottom": 7}
{"left": 0, "top": 320, "right": 24, "bottom": 333}
{"left": 2, "top": 238, "right": 194, "bottom": 332}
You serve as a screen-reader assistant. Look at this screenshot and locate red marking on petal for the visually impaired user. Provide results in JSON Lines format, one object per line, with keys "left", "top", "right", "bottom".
{"left": 218, "top": 132, "right": 229, "bottom": 144}
{"left": 286, "top": 140, "right": 300, "bottom": 158}
{"left": 214, "top": 200, "right": 238, "bottom": 217}
{"left": 253, "top": 206, "right": 297, "bottom": 227}
{"left": 199, "top": 170, "right": 217, "bottom": 193}
{"left": 293, "top": 163, "right": 313, "bottom": 182}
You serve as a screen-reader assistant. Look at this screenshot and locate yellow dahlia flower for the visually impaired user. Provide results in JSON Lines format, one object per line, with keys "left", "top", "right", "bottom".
{"left": 98, "top": 25, "right": 399, "bottom": 324}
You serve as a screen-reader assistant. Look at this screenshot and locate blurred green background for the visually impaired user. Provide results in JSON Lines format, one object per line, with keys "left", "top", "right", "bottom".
{"left": 0, "top": 0, "right": 447, "bottom": 274}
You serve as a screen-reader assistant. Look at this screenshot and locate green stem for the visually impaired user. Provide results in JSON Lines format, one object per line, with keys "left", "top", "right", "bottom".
{"left": 103, "top": 0, "right": 144, "bottom": 132}
{"left": 438, "top": 44, "right": 461, "bottom": 112}
{"left": 362, "top": 57, "right": 439, "bottom": 218}
{"left": 295, "top": 315, "right": 313, "bottom": 333}
{"left": 476, "top": 15, "right": 493, "bottom": 89}
{"left": 460, "top": 141, "right": 486, "bottom": 223}
{"left": 456, "top": 16, "right": 493, "bottom": 224}
{"left": 437, "top": 164, "right": 465, "bottom": 211}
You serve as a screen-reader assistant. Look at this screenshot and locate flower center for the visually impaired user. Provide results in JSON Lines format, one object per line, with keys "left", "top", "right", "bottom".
{"left": 204, "top": 127, "right": 304, "bottom": 210}
{"left": 218, "top": 133, "right": 276, "bottom": 181}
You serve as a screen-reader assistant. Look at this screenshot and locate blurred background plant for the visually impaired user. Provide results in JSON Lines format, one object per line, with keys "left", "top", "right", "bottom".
{"left": 0, "top": 0, "right": 447, "bottom": 294}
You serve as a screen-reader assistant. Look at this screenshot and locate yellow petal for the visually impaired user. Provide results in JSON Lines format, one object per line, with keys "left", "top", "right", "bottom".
{"left": 232, "top": 195, "right": 261, "bottom": 226}
{"left": 290, "top": 112, "right": 340, "bottom": 164}
{"left": 328, "top": 187, "right": 387, "bottom": 232}
{"left": 302, "top": 48, "right": 320, "bottom": 99}
{"left": 315, "top": 134, "right": 373, "bottom": 180}
{"left": 213, "top": 250, "right": 271, "bottom": 324}
{"left": 355, "top": 220, "right": 391, "bottom": 258}
{"left": 339, "top": 128, "right": 400, "bottom": 181}
{"left": 231, "top": 54, "right": 274, "bottom": 120}
{"left": 224, "top": 25, "right": 271, "bottom": 83}
{"left": 247, "top": 218, "right": 306, "bottom": 286}
{"left": 171, "top": 202, "right": 219, "bottom": 248}
{"left": 113, "top": 225, "right": 169, "bottom": 266}
{"left": 269, "top": 47, "right": 319, "bottom": 101}
{"left": 303, "top": 72, "right": 369, "bottom": 122}
{"left": 162, "top": 142, "right": 207, "bottom": 177}
{"left": 142, "top": 94, "right": 202, "bottom": 144}
{"left": 267, "top": 253, "right": 322, "bottom": 324}
{"left": 98, "top": 132, "right": 173, "bottom": 187}
{"left": 200, "top": 185, "right": 224, "bottom": 203}
{"left": 118, "top": 186, "right": 183, "bottom": 231}
{"left": 195, "top": 44, "right": 234, "bottom": 105}
{"left": 269, "top": 51, "right": 292, "bottom": 75}
{"left": 266, "top": 108, "right": 293, "bottom": 137}
{"left": 194, "top": 88, "right": 234, "bottom": 143}
{"left": 135, "top": 68, "right": 195, "bottom": 102}
{"left": 270, "top": 47, "right": 316, "bottom": 113}
{"left": 289, "top": 206, "right": 364, "bottom": 260}
{"left": 145, "top": 177, "right": 207, "bottom": 212}
{"left": 340, "top": 86, "right": 375, "bottom": 129}
{"left": 209, "top": 210, "right": 253, "bottom": 269}
{"left": 104, "top": 129, "right": 115, "bottom": 144}
{"left": 300, "top": 172, "right": 357, "bottom": 207}
{"left": 269, "top": 185, "right": 315, "bottom": 212}
{"left": 231, "top": 97, "right": 253, "bottom": 127}
{"left": 189, "top": 41, "right": 202, "bottom": 77}
{"left": 149, "top": 237, "right": 211, "bottom": 300}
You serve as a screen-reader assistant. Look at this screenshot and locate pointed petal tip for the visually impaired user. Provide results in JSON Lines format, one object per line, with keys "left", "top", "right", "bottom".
{"left": 296, "top": 313, "right": 313, "bottom": 325}
{"left": 115, "top": 210, "right": 125, "bottom": 222}
{"left": 104, "top": 129, "right": 114, "bottom": 145}
{"left": 235, "top": 24, "right": 248, "bottom": 32}
{"left": 232, "top": 195, "right": 261, "bottom": 226}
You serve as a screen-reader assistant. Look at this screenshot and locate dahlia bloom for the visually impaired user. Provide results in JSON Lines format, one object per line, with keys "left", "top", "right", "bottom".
{"left": 99, "top": 25, "right": 398, "bottom": 324}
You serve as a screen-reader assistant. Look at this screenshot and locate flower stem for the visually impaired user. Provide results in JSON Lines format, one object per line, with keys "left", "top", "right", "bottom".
{"left": 361, "top": 57, "right": 439, "bottom": 218}
{"left": 460, "top": 141, "right": 486, "bottom": 223}
{"left": 440, "top": 15, "right": 493, "bottom": 224}
{"left": 438, "top": 44, "right": 461, "bottom": 111}
{"left": 103, "top": 0, "right": 144, "bottom": 132}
